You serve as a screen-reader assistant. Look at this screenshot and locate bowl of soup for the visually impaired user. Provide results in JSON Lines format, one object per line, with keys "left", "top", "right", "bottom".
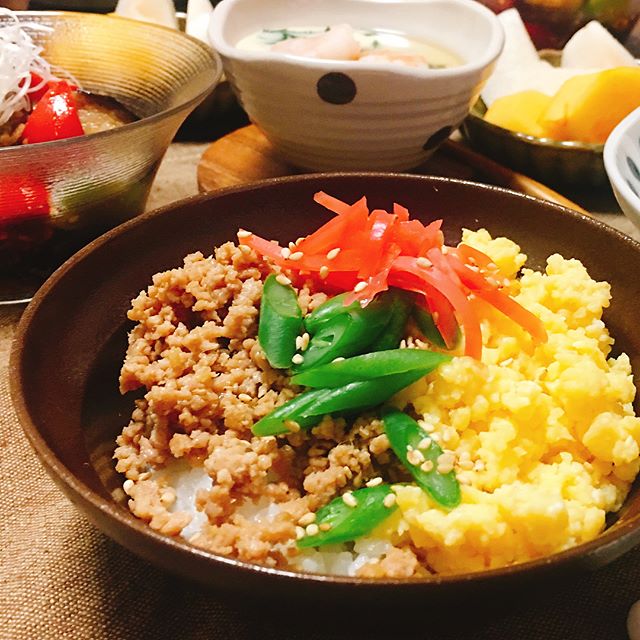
{"left": 0, "top": 10, "right": 221, "bottom": 304}
{"left": 208, "top": 0, "right": 504, "bottom": 172}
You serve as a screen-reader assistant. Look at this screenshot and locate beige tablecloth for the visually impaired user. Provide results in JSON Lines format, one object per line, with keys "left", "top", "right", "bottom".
{"left": 2, "top": 143, "right": 640, "bottom": 640}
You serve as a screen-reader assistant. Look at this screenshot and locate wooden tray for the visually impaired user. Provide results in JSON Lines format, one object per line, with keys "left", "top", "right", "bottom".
{"left": 197, "top": 125, "right": 587, "bottom": 214}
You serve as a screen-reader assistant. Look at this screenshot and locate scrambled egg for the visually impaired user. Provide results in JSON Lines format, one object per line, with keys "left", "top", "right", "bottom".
{"left": 391, "top": 229, "right": 640, "bottom": 574}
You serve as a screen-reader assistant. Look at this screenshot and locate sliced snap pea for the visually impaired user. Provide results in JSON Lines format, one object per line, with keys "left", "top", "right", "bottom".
{"left": 251, "top": 387, "right": 332, "bottom": 436}
{"left": 412, "top": 305, "right": 448, "bottom": 349}
{"left": 258, "top": 274, "right": 304, "bottom": 369}
{"left": 382, "top": 408, "right": 461, "bottom": 509}
{"left": 367, "top": 291, "right": 412, "bottom": 351}
{"left": 294, "top": 296, "right": 390, "bottom": 372}
{"left": 252, "top": 369, "right": 428, "bottom": 436}
{"left": 297, "top": 484, "right": 397, "bottom": 548}
{"left": 304, "top": 293, "right": 362, "bottom": 333}
{"left": 290, "top": 349, "right": 450, "bottom": 389}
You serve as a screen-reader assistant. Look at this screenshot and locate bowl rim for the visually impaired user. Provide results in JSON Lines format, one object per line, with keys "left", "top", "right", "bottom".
{"left": 0, "top": 10, "right": 223, "bottom": 155}
{"left": 604, "top": 105, "right": 640, "bottom": 208}
{"left": 10, "top": 172, "right": 640, "bottom": 588}
{"left": 208, "top": 0, "right": 504, "bottom": 80}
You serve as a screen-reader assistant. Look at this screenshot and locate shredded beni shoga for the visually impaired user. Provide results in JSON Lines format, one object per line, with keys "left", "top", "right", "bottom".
{"left": 238, "top": 191, "right": 547, "bottom": 359}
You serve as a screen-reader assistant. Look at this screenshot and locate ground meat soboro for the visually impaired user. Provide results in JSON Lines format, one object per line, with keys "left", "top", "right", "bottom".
{"left": 114, "top": 243, "right": 415, "bottom": 573}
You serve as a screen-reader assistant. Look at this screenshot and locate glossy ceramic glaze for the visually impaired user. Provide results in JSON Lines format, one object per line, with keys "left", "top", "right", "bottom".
{"left": 0, "top": 11, "right": 221, "bottom": 304}
{"left": 208, "top": 0, "right": 503, "bottom": 171}
{"left": 604, "top": 106, "right": 640, "bottom": 230}
{"left": 10, "top": 174, "right": 640, "bottom": 604}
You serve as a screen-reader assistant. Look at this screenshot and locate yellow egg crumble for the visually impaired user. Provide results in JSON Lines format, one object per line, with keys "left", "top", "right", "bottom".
{"left": 388, "top": 229, "right": 640, "bottom": 574}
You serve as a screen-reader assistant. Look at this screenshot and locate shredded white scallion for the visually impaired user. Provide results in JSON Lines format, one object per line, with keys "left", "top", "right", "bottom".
{"left": 0, "top": 8, "right": 55, "bottom": 127}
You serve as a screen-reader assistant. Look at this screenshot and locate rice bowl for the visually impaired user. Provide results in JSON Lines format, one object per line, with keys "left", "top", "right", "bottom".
{"left": 114, "top": 191, "right": 640, "bottom": 578}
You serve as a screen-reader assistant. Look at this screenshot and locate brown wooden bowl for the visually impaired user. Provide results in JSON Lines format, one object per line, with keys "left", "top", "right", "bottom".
{"left": 10, "top": 173, "right": 640, "bottom": 605}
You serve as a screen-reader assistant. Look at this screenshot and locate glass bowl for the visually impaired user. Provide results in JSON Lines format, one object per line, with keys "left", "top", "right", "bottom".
{"left": 0, "top": 11, "right": 222, "bottom": 304}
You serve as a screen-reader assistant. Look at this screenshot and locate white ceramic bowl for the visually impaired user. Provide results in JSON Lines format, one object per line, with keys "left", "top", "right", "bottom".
{"left": 604, "top": 107, "right": 640, "bottom": 230}
{"left": 209, "top": 0, "right": 504, "bottom": 171}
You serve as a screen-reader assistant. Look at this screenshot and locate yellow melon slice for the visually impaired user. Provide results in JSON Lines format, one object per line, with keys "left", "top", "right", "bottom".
{"left": 484, "top": 90, "right": 553, "bottom": 138}
{"left": 540, "top": 67, "right": 640, "bottom": 144}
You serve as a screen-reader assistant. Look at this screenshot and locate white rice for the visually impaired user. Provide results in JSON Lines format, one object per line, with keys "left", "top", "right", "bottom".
{"left": 155, "top": 461, "right": 392, "bottom": 576}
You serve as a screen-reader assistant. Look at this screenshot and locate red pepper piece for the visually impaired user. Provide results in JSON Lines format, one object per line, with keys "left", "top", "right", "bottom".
{"left": 0, "top": 176, "right": 50, "bottom": 224}
{"left": 26, "top": 72, "right": 51, "bottom": 104}
{"left": 21, "top": 81, "right": 84, "bottom": 144}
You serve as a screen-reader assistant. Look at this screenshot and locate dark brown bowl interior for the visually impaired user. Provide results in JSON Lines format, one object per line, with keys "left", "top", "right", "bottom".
{"left": 10, "top": 173, "right": 640, "bottom": 604}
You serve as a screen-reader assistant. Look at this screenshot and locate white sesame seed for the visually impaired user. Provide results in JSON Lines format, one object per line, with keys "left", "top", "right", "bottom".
{"left": 487, "top": 277, "right": 500, "bottom": 288}
{"left": 399, "top": 339, "right": 407, "bottom": 349}
{"left": 437, "top": 463, "right": 454, "bottom": 474}
{"left": 319, "top": 523, "right": 332, "bottom": 532}
{"left": 289, "top": 251, "right": 304, "bottom": 261}
{"left": 296, "top": 236, "right": 306, "bottom": 244}
{"left": 326, "top": 247, "right": 341, "bottom": 260}
{"left": 295, "top": 526, "right": 306, "bottom": 540}
{"left": 366, "top": 477, "right": 383, "bottom": 487}
{"left": 342, "top": 492, "right": 358, "bottom": 508}
{"left": 487, "top": 262, "right": 498, "bottom": 270}
{"left": 416, "top": 257, "right": 432, "bottom": 269}
{"left": 305, "top": 523, "right": 319, "bottom": 536}
{"left": 292, "top": 353, "right": 304, "bottom": 365}
{"left": 275, "top": 274, "right": 291, "bottom": 286}
{"left": 383, "top": 493, "right": 397, "bottom": 508}
{"left": 418, "top": 438, "right": 432, "bottom": 450}
{"left": 418, "top": 420, "right": 435, "bottom": 433}
{"left": 284, "top": 420, "right": 301, "bottom": 433}
{"left": 407, "top": 449, "right": 425, "bottom": 466}
{"left": 239, "top": 244, "right": 251, "bottom": 255}
{"left": 474, "top": 460, "right": 485, "bottom": 472}
{"left": 420, "top": 460, "right": 434, "bottom": 472}
{"left": 298, "top": 512, "right": 316, "bottom": 526}
{"left": 238, "top": 393, "right": 252, "bottom": 402}
{"left": 281, "top": 247, "right": 291, "bottom": 259}
{"left": 458, "top": 459, "right": 474, "bottom": 471}
{"left": 295, "top": 335, "right": 304, "bottom": 350}
{"left": 237, "top": 229, "right": 252, "bottom": 239}
{"left": 502, "top": 278, "right": 511, "bottom": 287}
{"left": 332, "top": 357, "right": 345, "bottom": 363}
{"left": 353, "top": 281, "right": 368, "bottom": 293}
{"left": 467, "top": 264, "right": 480, "bottom": 272}
{"left": 441, "top": 246, "right": 449, "bottom": 254}
{"left": 123, "top": 479, "right": 134, "bottom": 494}
{"left": 138, "top": 471, "right": 151, "bottom": 481}
{"left": 300, "top": 332, "right": 310, "bottom": 351}
{"left": 319, "top": 265, "right": 330, "bottom": 279}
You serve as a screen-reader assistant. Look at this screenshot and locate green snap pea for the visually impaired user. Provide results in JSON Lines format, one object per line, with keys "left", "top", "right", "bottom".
{"left": 294, "top": 293, "right": 391, "bottom": 372}
{"left": 412, "top": 305, "right": 448, "bottom": 349}
{"left": 382, "top": 408, "right": 461, "bottom": 509}
{"left": 258, "top": 274, "right": 304, "bottom": 369}
{"left": 290, "top": 349, "right": 450, "bottom": 388}
{"left": 297, "top": 484, "right": 398, "bottom": 548}
{"left": 367, "top": 291, "right": 412, "bottom": 351}
{"left": 304, "top": 293, "right": 361, "bottom": 333}
{"left": 252, "top": 369, "right": 428, "bottom": 436}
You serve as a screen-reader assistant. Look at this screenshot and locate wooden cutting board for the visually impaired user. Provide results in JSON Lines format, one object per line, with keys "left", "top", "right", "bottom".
{"left": 197, "top": 125, "right": 587, "bottom": 214}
